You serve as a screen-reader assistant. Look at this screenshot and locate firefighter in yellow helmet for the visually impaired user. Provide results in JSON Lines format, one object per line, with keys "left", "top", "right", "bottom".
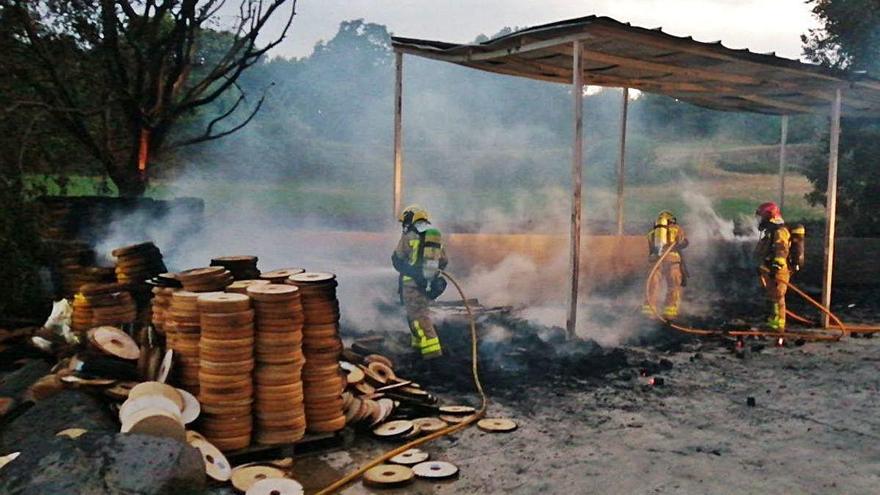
{"left": 392, "top": 205, "right": 448, "bottom": 359}
{"left": 755, "top": 202, "right": 793, "bottom": 331}
{"left": 643, "top": 210, "right": 689, "bottom": 319}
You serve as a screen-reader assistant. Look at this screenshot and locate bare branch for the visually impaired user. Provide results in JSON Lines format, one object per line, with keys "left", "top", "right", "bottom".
{"left": 168, "top": 83, "right": 271, "bottom": 148}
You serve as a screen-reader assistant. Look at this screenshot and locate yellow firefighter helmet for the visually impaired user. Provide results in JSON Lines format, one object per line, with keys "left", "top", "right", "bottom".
{"left": 657, "top": 210, "right": 677, "bottom": 225}
{"left": 399, "top": 204, "right": 429, "bottom": 225}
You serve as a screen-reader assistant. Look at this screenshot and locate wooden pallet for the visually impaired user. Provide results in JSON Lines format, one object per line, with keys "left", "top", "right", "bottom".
{"left": 225, "top": 429, "right": 352, "bottom": 464}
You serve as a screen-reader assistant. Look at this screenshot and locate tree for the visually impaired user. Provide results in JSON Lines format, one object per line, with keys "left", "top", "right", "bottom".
{"left": 801, "top": 0, "right": 880, "bottom": 234}
{"left": 0, "top": 0, "right": 297, "bottom": 196}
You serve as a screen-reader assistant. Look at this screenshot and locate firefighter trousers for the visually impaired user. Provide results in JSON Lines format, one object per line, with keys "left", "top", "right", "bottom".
{"left": 646, "top": 260, "right": 683, "bottom": 318}
{"left": 759, "top": 268, "right": 789, "bottom": 331}
{"left": 401, "top": 282, "right": 442, "bottom": 358}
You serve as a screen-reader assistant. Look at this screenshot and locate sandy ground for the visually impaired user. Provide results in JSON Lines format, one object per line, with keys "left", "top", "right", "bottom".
{"left": 293, "top": 336, "right": 880, "bottom": 494}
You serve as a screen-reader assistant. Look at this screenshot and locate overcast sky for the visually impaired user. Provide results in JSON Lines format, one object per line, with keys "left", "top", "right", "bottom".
{"left": 254, "top": 0, "right": 820, "bottom": 60}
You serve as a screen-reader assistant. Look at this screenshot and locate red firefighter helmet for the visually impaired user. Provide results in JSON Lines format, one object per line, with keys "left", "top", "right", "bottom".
{"left": 755, "top": 202, "right": 781, "bottom": 221}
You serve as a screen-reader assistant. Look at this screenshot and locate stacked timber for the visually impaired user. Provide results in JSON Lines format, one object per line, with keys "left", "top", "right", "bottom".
{"left": 287, "top": 272, "right": 345, "bottom": 433}
{"left": 197, "top": 292, "right": 255, "bottom": 452}
{"left": 245, "top": 284, "right": 306, "bottom": 445}
{"left": 226, "top": 279, "right": 269, "bottom": 295}
{"left": 177, "top": 267, "right": 233, "bottom": 292}
{"left": 113, "top": 242, "right": 167, "bottom": 285}
{"left": 210, "top": 256, "right": 260, "bottom": 281}
{"left": 71, "top": 283, "right": 137, "bottom": 333}
{"left": 165, "top": 291, "right": 201, "bottom": 394}
{"left": 259, "top": 268, "right": 305, "bottom": 285}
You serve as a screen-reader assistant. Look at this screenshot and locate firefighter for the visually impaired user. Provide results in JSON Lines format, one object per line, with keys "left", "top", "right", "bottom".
{"left": 755, "top": 201, "right": 792, "bottom": 332}
{"left": 643, "top": 210, "right": 689, "bottom": 319}
{"left": 392, "top": 205, "right": 448, "bottom": 359}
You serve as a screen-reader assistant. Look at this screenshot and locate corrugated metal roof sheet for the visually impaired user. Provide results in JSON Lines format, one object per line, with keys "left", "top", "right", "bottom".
{"left": 391, "top": 15, "right": 880, "bottom": 116}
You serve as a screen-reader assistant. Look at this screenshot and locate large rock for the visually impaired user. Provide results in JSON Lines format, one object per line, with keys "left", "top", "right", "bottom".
{"left": 0, "top": 431, "right": 206, "bottom": 494}
{"left": 0, "top": 389, "right": 115, "bottom": 451}
{"left": 0, "top": 359, "right": 52, "bottom": 398}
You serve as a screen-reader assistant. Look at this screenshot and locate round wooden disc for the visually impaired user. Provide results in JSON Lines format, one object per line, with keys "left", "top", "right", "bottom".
{"left": 363, "top": 354, "right": 394, "bottom": 369}
{"left": 177, "top": 267, "right": 225, "bottom": 281}
{"left": 288, "top": 272, "right": 336, "bottom": 284}
{"left": 377, "top": 398, "right": 395, "bottom": 423}
{"left": 197, "top": 292, "right": 252, "bottom": 312}
{"left": 176, "top": 388, "right": 201, "bottom": 424}
{"left": 119, "top": 395, "right": 183, "bottom": 424}
{"left": 477, "top": 418, "right": 518, "bottom": 433}
{"left": 189, "top": 437, "right": 232, "bottom": 481}
{"left": 341, "top": 364, "right": 364, "bottom": 385}
{"left": 231, "top": 465, "right": 287, "bottom": 492}
{"left": 129, "top": 382, "right": 185, "bottom": 410}
{"left": 121, "top": 409, "right": 185, "bottom": 442}
{"left": 372, "top": 419, "right": 413, "bottom": 437}
{"left": 157, "top": 350, "right": 174, "bottom": 384}
{"left": 439, "top": 405, "right": 476, "bottom": 415}
{"left": 260, "top": 268, "right": 306, "bottom": 280}
{"left": 412, "top": 417, "right": 448, "bottom": 433}
{"left": 247, "top": 284, "right": 299, "bottom": 301}
{"left": 367, "top": 362, "right": 396, "bottom": 383}
{"left": 246, "top": 477, "right": 304, "bottom": 495}
{"left": 439, "top": 415, "right": 468, "bottom": 425}
{"left": 88, "top": 326, "right": 140, "bottom": 360}
{"left": 56, "top": 428, "right": 88, "bottom": 439}
{"left": 389, "top": 448, "right": 429, "bottom": 466}
{"left": 363, "top": 464, "right": 414, "bottom": 488}
{"left": 412, "top": 461, "right": 459, "bottom": 479}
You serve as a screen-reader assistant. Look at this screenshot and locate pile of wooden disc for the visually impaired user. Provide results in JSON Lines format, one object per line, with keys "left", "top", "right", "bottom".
{"left": 118, "top": 382, "right": 199, "bottom": 442}
{"left": 72, "top": 283, "right": 137, "bottom": 333}
{"left": 198, "top": 292, "right": 254, "bottom": 452}
{"left": 60, "top": 265, "right": 116, "bottom": 298}
{"left": 211, "top": 256, "right": 260, "bottom": 280}
{"left": 177, "top": 267, "right": 233, "bottom": 292}
{"left": 287, "top": 272, "right": 345, "bottom": 433}
{"left": 246, "top": 284, "right": 306, "bottom": 445}
{"left": 150, "top": 286, "right": 176, "bottom": 334}
{"left": 260, "top": 267, "right": 305, "bottom": 284}
{"left": 226, "top": 279, "right": 269, "bottom": 295}
{"left": 165, "top": 291, "right": 202, "bottom": 394}
{"left": 113, "top": 242, "right": 167, "bottom": 285}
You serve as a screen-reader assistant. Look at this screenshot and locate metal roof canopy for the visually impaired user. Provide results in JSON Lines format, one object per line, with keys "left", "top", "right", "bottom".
{"left": 389, "top": 15, "right": 869, "bottom": 336}
{"left": 391, "top": 15, "right": 880, "bottom": 116}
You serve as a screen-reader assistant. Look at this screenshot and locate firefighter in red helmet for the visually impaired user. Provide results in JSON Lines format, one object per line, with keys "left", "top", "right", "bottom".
{"left": 754, "top": 202, "right": 791, "bottom": 331}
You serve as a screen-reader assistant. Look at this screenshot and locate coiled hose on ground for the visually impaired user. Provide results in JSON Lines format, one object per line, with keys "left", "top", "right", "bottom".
{"left": 315, "top": 270, "right": 487, "bottom": 494}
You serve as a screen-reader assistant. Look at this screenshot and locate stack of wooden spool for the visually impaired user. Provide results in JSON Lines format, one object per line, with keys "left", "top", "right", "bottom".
{"left": 177, "top": 267, "right": 233, "bottom": 292}
{"left": 165, "top": 291, "right": 202, "bottom": 394}
{"left": 118, "top": 382, "right": 199, "bottom": 442}
{"left": 150, "top": 287, "right": 175, "bottom": 334}
{"left": 61, "top": 265, "right": 116, "bottom": 298}
{"left": 288, "top": 272, "right": 345, "bottom": 433}
{"left": 197, "top": 292, "right": 255, "bottom": 452}
{"left": 259, "top": 267, "right": 305, "bottom": 284}
{"left": 210, "top": 256, "right": 260, "bottom": 280}
{"left": 246, "top": 284, "right": 306, "bottom": 444}
{"left": 113, "top": 242, "right": 167, "bottom": 285}
{"left": 226, "top": 279, "right": 269, "bottom": 295}
{"left": 72, "top": 283, "right": 137, "bottom": 333}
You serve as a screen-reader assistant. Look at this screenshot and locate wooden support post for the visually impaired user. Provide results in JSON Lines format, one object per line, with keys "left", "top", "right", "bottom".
{"left": 566, "top": 41, "right": 584, "bottom": 340}
{"left": 821, "top": 90, "right": 842, "bottom": 328}
{"left": 778, "top": 115, "right": 789, "bottom": 212}
{"left": 616, "top": 88, "right": 629, "bottom": 236}
{"left": 392, "top": 51, "right": 404, "bottom": 219}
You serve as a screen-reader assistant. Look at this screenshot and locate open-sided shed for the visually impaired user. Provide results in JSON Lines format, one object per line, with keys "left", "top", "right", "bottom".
{"left": 389, "top": 15, "right": 880, "bottom": 336}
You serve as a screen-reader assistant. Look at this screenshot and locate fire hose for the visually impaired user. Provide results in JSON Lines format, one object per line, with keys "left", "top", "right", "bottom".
{"left": 755, "top": 274, "right": 880, "bottom": 335}
{"left": 645, "top": 242, "right": 846, "bottom": 341}
{"left": 315, "top": 270, "right": 487, "bottom": 494}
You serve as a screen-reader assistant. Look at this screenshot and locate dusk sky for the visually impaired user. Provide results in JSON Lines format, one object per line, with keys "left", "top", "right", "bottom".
{"left": 247, "top": 0, "right": 821, "bottom": 61}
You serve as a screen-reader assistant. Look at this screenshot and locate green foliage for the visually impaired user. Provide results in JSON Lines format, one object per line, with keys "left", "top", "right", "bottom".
{"left": 801, "top": 0, "right": 880, "bottom": 235}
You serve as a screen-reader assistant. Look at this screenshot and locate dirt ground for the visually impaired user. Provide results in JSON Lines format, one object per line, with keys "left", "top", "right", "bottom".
{"left": 294, "top": 334, "right": 880, "bottom": 494}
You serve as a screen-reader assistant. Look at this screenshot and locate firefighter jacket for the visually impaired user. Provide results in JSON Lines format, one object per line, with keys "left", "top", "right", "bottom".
{"left": 755, "top": 220, "right": 791, "bottom": 271}
{"left": 392, "top": 220, "right": 448, "bottom": 290}
{"left": 647, "top": 224, "right": 688, "bottom": 262}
